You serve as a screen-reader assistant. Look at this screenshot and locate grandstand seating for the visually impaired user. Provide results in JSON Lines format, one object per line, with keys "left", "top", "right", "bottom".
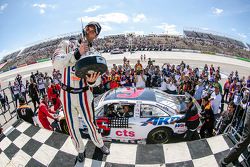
{"left": 184, "top": 30, "right": 246, "bottom": 48}
{"left": 0, "top": 30, "right": 249, "bottom": 72}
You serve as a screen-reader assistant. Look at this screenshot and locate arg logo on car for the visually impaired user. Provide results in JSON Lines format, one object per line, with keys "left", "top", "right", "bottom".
{"left": 141, "top": 117, "right": 180, "bottom": 126}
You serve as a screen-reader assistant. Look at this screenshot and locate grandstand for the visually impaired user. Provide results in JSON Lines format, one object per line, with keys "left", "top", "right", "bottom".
{"left": 0, "top": 29, "right": 249, "bottom": 73}
{"left": 0, "top": 50, "right": 21, "bottom": 64}
{"left": 247, "top": 43, "right": 250, "bottom": 50}
{"left": 184, "top": 29, "right": 246, "bottom": 48}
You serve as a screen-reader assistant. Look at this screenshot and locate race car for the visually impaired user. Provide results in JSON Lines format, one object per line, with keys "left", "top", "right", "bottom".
{"left": 79, "top": 87, "right": 201, "bottom": 144}
{"left": 110, "top": 48, "right": 124, "bottom": 54}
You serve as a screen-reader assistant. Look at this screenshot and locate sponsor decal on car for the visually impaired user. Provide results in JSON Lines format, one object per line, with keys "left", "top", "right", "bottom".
{"left": 175, "top": 123, "right": 185, "bottom": 128}
{"left": 115, "top": 130, "right": 135, "bottom": 137}
{"left": 141, "top": 117, "right": 180, "bottom": 126}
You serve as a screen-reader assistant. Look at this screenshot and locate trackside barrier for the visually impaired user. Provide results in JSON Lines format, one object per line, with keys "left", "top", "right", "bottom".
{"left": 36, "top": 58, "right": 51, "bottom": 63}
{"left": 17, "top": 63, "right": 27, "bottom": 68}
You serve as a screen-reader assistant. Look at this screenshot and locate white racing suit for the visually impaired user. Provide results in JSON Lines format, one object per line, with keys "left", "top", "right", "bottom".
{"left": 52, "top": 40, "right": 104, "bottom": 153}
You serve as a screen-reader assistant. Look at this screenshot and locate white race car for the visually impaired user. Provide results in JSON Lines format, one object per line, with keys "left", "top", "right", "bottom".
{"left": 110, "top": 48, "right": 124, "bottom": 54}
{"left": 79, "top": 87, "right": 201, "bottom": 144}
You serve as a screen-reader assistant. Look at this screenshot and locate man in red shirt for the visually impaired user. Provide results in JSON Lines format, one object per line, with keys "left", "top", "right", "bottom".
{"left": 108, "top": 69, "right": 120, "bottom": 89}
{"left": 38, "top": 94, "right": 58, "bottom": 131}
{"left": 47, "top": 82, "right": 61, "bottom": 111}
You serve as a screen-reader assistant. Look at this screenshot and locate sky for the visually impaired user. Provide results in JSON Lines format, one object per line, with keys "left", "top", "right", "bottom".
{"left": 0, "top": 0, "right": 250, "bottom": 58}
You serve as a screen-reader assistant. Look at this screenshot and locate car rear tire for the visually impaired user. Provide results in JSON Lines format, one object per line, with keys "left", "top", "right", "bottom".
{"left": 147, "top": 127, "right": 172, "bottom": 144}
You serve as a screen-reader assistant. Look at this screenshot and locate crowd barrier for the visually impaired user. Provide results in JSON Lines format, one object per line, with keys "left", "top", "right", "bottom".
{"left": 17, "top": 63, "right": 27, "bottom": 68}
{"left": 236, "top": 57, "right": 250, "bottom": 62}
{"left": 36, "top": 58, "right": 51, "bottom": 63}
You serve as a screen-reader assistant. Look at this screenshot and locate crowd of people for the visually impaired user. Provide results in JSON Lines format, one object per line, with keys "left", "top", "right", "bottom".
{"left": 5, "top": 54, "right": 249, "bottom": 139}
{"left": 2, "top": 69, "right": 62, "bottom": 130}
{"left": 1, "top": 54, "right": 249, "bottom": 165}
{"left": 7, "top": 69, "right": 62, "bottom": 111}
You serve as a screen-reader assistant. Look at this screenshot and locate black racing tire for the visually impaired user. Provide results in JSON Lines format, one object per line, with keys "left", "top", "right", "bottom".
{"left": 147, "top": 127, "right": 172, "bottom": 144}
{"left": 60, "top": 119, "right": 69, "bottom": 135}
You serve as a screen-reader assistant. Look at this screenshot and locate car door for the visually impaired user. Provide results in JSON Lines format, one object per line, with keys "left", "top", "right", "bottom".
{"left": 134, "top": 103, "right": 186, "bottom": 140}
{"left": 108, "top": 102, "right": 136, "bottom": 142}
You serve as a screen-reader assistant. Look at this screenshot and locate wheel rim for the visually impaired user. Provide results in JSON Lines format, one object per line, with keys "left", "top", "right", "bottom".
{"left": 151, "top": 129, "right": 169, "bottom": 143}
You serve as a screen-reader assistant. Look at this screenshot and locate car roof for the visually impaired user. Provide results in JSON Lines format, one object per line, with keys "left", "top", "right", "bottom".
{"left": 103, "top": 87, "right": 156, "bottom": 102}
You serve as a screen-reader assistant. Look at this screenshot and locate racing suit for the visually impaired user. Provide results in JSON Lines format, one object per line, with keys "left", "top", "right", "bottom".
{"left": 176, "top": 103, "right": 200, "bottom": 141}
{"left": 52, "top": 40, "right": 104, "bottom": 153}
{"left": 38, "top": 101, "right": 56, "bottom": 130}
{"left": 200, "top": 102, "right": 214, "bottom": 138}
{"left": 48, "top": 84, "right": 61, "bottom": 111}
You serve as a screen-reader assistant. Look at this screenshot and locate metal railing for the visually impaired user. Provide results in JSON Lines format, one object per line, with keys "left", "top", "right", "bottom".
{"left": 224, "top": 87, "right": 250, "bottom": 165}
{"left": 0, "top": 86, "right": 33, "bottom": 128}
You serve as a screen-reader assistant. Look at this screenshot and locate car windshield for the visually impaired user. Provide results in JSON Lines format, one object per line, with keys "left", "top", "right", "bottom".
{"left": 94, "top": 93, "right": 105, "bottom": 108}
{"left": 153, "top": 90, "right": 200, "bottom": 113}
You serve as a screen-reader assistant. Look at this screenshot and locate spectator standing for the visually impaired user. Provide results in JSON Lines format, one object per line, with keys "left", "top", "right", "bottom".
{"left": 20, "top": 81, "right": 27, "bottom": 103}
{"left": 135, "top": 70, "right": 147, "bottom": 88}
{"left": 28, "top": 79, "right": 40, "bottom": 111}
{"left": 210, "top": 84, "right": 222, "bottom": 120}
{"left": 37, "top": 75, "right": 46, "bottom": 96}
{"left": 17, "top": 97, "right": 36, "bottom": 125}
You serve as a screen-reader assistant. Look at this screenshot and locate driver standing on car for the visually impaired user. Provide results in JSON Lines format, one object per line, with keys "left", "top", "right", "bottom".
{"left": 171, "top": 96, "right": 200, "bottom": 141}
{"left": 52, "top": 22, "right": 110, "bottom": 163}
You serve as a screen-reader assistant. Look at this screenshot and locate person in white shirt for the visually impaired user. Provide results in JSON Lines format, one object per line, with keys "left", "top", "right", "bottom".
{"left": 135, "top": 70, "right": 147, "bottom": 88}
{"left": 167, "top": 78, "right": 177, "bottom": 94}
{"left": 37, "top": 76, "right": 46, "bottom": 96}
{"left": 160, "top": 78, "right": 168, "bottom": 92}
{"left": 210, "top": 84, "right": 222, "bottom": 120}
{"left": 194, "top": 79, "right": 205, "bottom": 104}
{"left": 175, "top": 72, "right": 181, "bottom": 81}
{"left": 20, "top": 81, "right": 27, "bottom": 103}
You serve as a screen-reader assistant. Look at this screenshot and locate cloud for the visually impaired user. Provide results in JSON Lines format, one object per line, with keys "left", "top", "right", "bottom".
{"left": 201, "top": 27, "right": 209, "bottom": 31}
{"left": 84, "top": 5, "right": 101, "bottom": 13}
{"left": 79, "top": 12, "right": 129, "bottom": 24}
{"left": 133, "top": 13, "right": 146, "bottom": 23}
{"left": 0, "top": 3, "right": 8, "bottom": 13}
{"left": 33, "top": 3, "right": 56, "bottom": 14}
{"left": 0, "top": 49, "right": 9, "bottom": 59}
{"left": 102, "top": 24, "right": 112, "bottom": 32}
{"left": 124, "top": 30, "right": 144, "bottom": 35}
{"left": 231, "top": 28, "right": 236, "bottom": 32}
{"left": 155, "top": 23, "right": 181, "bottom": 35}
{"left": 212, "top": 7, "right": 224, "bottom": 16}
{"left": 238, "top": 33, "right": 247, "bottom": 39}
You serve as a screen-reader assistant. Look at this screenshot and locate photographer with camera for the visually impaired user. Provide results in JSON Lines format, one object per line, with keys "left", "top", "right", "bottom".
{"left": 147, "top": 58, "right": 155, "bottom": 68}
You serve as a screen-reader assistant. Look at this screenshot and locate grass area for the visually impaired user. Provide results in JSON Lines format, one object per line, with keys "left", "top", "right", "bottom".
{"left": 236, "top": 57, "right": 250, "bottom": 62}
